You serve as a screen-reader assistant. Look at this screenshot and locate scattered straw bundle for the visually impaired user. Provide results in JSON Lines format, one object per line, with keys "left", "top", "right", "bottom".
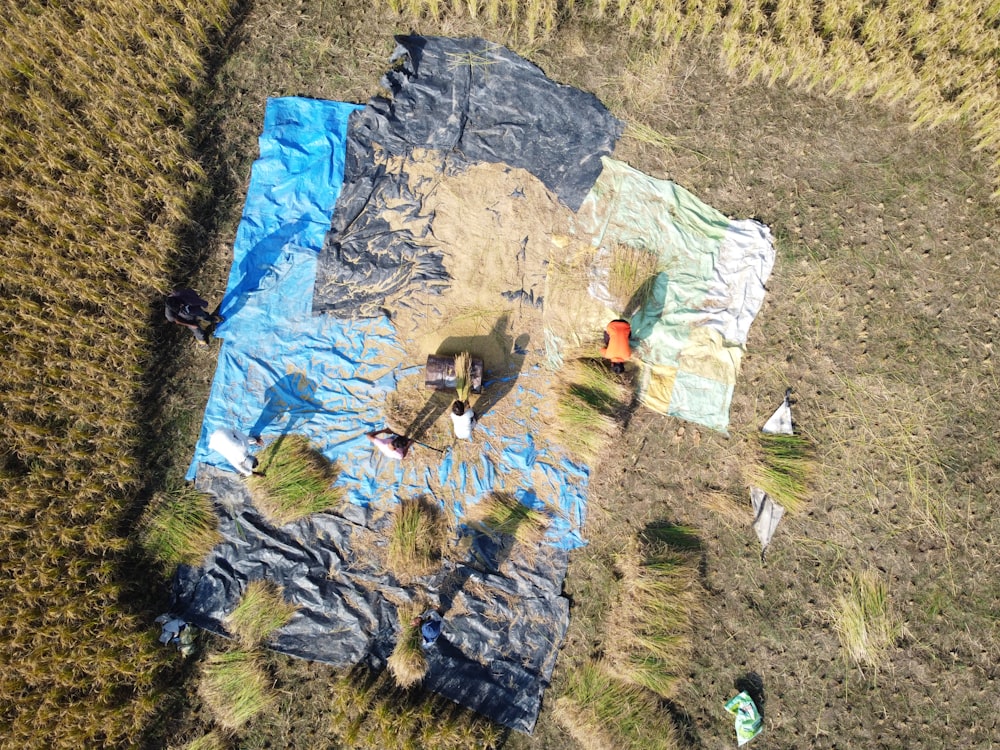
{"left": 223, "top": 579, "right": 298, "bottom": 648}
{"left": 248, "top": 435, "right": 342, "bottom": 525}
{"left": 387, "top": 496, "right": 446, "bottom": 579}
{"left": 198, "top": 650, "right": 274, "bottom": 731}
{"left": 604, "top": 524, "right": 701, "bottom": 699}
{"left": 387, "top": 605, "right": 428, "bottom": 688}
{"left": 834, "top": 569, "right": 904, "bottom": 675}
{"left": 607, "top": 242, "right": 659, "bottom": 317}
{"left": 743, "top": 431, "right": 816, "bottom": 513}
{"left": 464, "top": 491, "right": 549, "bottom": 548}
{"left": 550, "top": 359, "right": 630, "bottom": 463}
{"left": 139, "top": 486, "right": 221, "bottom": 571}
{"left": 554, "top": 661, "right": 683, "bottom": 750}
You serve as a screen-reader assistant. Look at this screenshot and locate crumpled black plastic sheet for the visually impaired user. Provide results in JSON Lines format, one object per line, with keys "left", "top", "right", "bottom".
{"left": 174, "top": 466, "right": 571, "bottom": 733}
{"left": 313, "top": 34, "right": 622, "bottom": 316}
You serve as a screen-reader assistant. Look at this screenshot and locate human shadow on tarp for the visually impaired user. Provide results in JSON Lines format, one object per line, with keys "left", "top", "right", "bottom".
{"left": 218, "top": 218, "right": 313, "bottom": 323}
{"left": 250, "top": 371, "right": 327, "bottom": 439}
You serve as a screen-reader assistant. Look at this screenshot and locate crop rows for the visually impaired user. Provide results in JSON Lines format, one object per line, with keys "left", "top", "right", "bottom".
{"left": 0, "top": 1, "right": 234, "bottom": 746}
{"left": 394, "top": 0, "right": 1000, "bottom": 196}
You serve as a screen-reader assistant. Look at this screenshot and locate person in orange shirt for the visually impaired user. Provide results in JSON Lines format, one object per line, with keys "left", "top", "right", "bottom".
{"left": 600, "top": 319, "right": 632, "bottom": 374}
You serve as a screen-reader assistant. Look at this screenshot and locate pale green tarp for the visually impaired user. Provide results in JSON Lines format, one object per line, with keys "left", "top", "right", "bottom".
{"left": 574, "top": 158, "right": 775, "bottom": 432}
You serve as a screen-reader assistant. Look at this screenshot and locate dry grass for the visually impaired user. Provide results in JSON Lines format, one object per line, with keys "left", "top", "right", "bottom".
{"left": 833, "top": 569, "right": 905, "bottom": 676}
{"left": 386, "top": 605, "right": 428, "bottom": 688}
{"left": 386, "top": 496, "right": 447, "bottom": 580}
{"left": 139, "top": 486, "right": 222, "bottom": 571}
{"left": 198, "top": 650, "right": 275, "bottom": 731}
{"left": 223, "top": 579, "right": 298, "bottom": 648}
{"left": 606, "top": 242, "right": 659, "bottom": 316}
{"left": 604, "top": 524, "right": 701, "bottom": 699}
{"left": 247, "top": 435, "right": 343, "bottom": 525}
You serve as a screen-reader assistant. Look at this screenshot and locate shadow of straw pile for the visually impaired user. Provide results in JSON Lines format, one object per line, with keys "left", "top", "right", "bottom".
{"left": 555, "top": 523, "right": 702, "bottom": 749}
{"left": 247, "top": 434, "right": 343, "bottom": 526}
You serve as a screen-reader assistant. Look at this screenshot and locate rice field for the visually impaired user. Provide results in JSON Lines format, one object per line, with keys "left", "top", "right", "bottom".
{"left": 3, "top": 0, "right": 998, "bottom": 746}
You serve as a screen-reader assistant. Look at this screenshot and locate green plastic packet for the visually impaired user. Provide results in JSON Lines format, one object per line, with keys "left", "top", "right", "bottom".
{"left": 724, "top": 691, "right": 763, "bottom": 746}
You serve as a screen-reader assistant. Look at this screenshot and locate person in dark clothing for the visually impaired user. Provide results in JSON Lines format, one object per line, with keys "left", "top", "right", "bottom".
{"left": 165, "top": 288, "right": 221, "bottom": 345}
{"left": 411, "top": 610, "right": 443, "bottom": 647}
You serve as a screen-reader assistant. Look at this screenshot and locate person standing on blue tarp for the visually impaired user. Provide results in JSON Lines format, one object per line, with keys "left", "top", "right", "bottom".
{"left": 449, "top": 400, "right": 476, "bottom": 440}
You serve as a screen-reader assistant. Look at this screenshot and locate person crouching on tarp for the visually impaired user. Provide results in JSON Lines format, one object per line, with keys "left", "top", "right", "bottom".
{"left": 600, "top": 319, "right": 632, "bottom": 374}
{"left": 366, "top": 428, "right": 414, "bottom": 460}
{"left": 208, "top": 426, "right": 264, "bottom": 477}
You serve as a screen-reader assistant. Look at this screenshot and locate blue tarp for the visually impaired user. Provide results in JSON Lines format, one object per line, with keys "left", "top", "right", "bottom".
{"left": 186, "top": 97, "right": 589, "bottom": 549}
{"left": 179, "top": 95, "right": 592, "bottom": 732}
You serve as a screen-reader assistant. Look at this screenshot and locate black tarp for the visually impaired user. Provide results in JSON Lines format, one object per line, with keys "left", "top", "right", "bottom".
{"left": 313, "top": 35, "right": 622, "bottom": 316}
{"left": 174, "top": 467, "right": 570, "bottom": 733}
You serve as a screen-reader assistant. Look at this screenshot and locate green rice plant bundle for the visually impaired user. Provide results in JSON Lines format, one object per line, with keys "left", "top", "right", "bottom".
{"left": 834, "top": 569, "right": 904, "bottom": 674}
{"left": 465, "top": 491, "right": 549, "bottom": 547}
{"left": 555, "top": 660, "right": 682, "bottom": 750}
{"left": 453, "top": 351, "right": 472, "bottom": 403}
{"left": 550, "top": 358, "right": 629, "bottom": 463}
{"left": 387, "top": 496, "right": 445, "bottom": 578}
{"left": 224, "top": 579, "right": 298, "bottom": 647}
{"left": 198, "top": 650, "right": 274, "bottom": 731}
{"left": 604, "top": 526, "right": 701, "bottom": 699}
{"left": 139, "top": 486, "right": 221, "bottom": 570}
{"left": 743, "top": 431, "right": 816, "bottom": 513}
{"left": 387, "top": 607, "right": 428, "bottom": 688}
{"left": 248, "top": 435, "right": 342, "bottom": 525}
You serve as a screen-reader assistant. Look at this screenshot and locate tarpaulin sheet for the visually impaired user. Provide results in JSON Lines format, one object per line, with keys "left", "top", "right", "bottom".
{"left": 180, "top": 95, "right": 590, "bottom": 733}
{"left": 574, "top": 158, "right": 775, "bottom": 433}
{"left": 313, "top": 35, "right": 622, "bottom": 316}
